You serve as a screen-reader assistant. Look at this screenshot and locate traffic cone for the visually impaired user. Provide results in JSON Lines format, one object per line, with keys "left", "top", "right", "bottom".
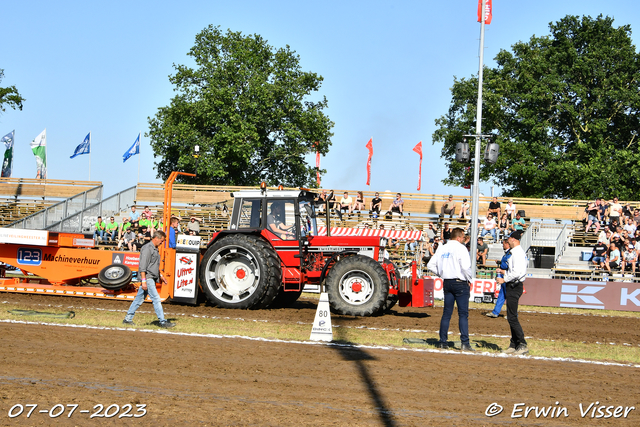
{"left": 310, "top": 292, "right": 333, "bottom": 342}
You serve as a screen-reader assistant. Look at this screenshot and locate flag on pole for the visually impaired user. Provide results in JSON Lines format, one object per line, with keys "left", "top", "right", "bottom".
{"left": 315, "top": 148, "right": 321, "bottom": 187}
{"left": 123, "top": 133, "right": 140, "bottom": 163}
{"left": 477, "top": 0, "right": 492, "bottom": 24}
{"left": 1, "top": 130, "right": 15, "bottom": 178}
{"left": 365, "top": 138, "right": 373, "bottom": 186}
{"left": 70, "top": 132, "right": 91, "bottom": 159}
{"left": 413, "top": 141, "right": 423, "bottom": 191}
{"left": 30, "top": 129, "right": 47, "bottom": 179}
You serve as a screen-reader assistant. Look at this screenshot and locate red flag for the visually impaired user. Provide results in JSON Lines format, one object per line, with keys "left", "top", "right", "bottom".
{"left": 477, "top": 0, "right": 492, "bottom": 25}
{"left": 412, "top": 141, "right": 423, "bottom": 191}
{"left": 365, "top": 138, "right": 373, "bottom": 186}
{"left": 316, "top": 150, "right": 321, "bottom": 186}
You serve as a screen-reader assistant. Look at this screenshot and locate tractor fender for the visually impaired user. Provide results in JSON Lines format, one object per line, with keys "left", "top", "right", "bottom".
{"left": 319, "top": 250, "right": 358, "bottom": 284}
{"left": 205, "top": 229, "right": 263, "bottom": 249}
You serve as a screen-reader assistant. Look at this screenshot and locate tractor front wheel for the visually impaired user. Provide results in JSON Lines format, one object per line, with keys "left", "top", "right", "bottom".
{"left": 326, "top": 255, "right": 389, "bottom": 316}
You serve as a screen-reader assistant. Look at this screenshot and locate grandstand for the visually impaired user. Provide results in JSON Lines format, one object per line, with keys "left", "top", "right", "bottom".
{"left": 2, "top": 179, "right": 633, "bottom": 282}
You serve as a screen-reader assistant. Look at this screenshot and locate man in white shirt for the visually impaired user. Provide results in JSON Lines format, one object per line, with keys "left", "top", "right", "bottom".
{"left": 495, "top": 230, "right": 528, "bottom": 355}
{"left": 427, "top": 228, "right": 474, "bottom": 352}
{"left": 480, "top": 214, "right": 498, "bottom": 241}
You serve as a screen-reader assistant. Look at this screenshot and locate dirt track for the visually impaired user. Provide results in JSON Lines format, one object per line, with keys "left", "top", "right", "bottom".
{"left": 0, "top": 293, "right": 639, "bottom": 426}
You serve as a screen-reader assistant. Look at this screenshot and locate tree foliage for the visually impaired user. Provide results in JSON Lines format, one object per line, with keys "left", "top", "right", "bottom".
{"left": 0, "top": 69, "right": 25, "bottom": 114}
{"left": 148, "top": 26, "right": 334, "bottom": 187}
{"left": 433, "top": 15, "right": 640, "bottom": 199}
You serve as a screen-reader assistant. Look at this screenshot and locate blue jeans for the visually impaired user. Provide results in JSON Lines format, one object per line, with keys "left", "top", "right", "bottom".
{"left": 481, "top": 228, "right": 497, "bottom": 240}
{"left": 94, "top": 230, "right": 105, "bottom": 240}
{"left": 106, "top": 230, "right": 118, "bottom": 242}
{"left": 125, "top": 278, "right": 166, "bottom": 322}
{"left": 491, "top": 284, "right": 505, "bottom": 316}
{"left": 439, "top": 280, "right": 470, "bottom": 345}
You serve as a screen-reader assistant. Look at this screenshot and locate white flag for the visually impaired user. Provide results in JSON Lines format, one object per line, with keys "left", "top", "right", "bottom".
{"left": 31, "top": 129, "right": 47, "bottom": 179}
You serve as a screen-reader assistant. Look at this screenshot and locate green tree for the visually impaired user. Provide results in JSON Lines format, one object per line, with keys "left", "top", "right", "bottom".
{"left": 0, "top": 69, "right": 25, "bottom": 114}
{"left": 148, "top": 26, "right": 333, "bottom": 187}
{"left": 433, "top": 15, "right": 640, "bottom": 199}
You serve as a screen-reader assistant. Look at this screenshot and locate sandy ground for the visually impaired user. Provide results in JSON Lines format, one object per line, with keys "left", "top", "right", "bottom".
{"left": 0, "top": 292, "right": 639, "bottom": 426}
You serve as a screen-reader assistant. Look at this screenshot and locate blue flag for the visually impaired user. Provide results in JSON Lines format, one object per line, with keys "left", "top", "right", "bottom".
{"left": 70, "top": 132, "right": 91, "bottom": 159}
{"left": 123, "top": 133, "right": 140, "bottom": 163}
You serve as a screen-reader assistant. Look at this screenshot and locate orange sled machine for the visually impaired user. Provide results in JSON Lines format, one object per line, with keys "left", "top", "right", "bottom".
{"left": 0, "top": 228, "right": 199, "bottom": 304}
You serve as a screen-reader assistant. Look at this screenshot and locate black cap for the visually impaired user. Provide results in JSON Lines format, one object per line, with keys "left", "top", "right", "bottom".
{"left": 509, "top": 230, "right": 524, "bottom": 240}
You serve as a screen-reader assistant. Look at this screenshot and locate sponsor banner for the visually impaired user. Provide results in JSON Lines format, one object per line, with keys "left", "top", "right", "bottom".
{"left": 73, "top": 238, "right": 95, "bottom": 248}
{"left": 174, "top": 252, "right": 198, "bottom": 298}
{"left": 42, "top": 253, "right": 101, "bottom": 265}
{"left": 0, "top": 229, "right": 48, "bottom": 246}
{"left": 112, "top": 252, "right": 140, "bottom": 268}
{"left": 521, "top": 278, "right": 640, "bottom": 312}
{"left": 426, "top": 275, "right": 498, "bottom": 302}
{"left": 176, "top": 234, "right": 201, "bottom": 253}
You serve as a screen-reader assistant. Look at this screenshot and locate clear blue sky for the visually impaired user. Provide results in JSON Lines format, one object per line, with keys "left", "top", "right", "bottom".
{"left": 2, "top": 0, "right": 639, "bottom": 199}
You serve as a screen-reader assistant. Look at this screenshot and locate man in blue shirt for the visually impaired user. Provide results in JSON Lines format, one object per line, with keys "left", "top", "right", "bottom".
{"left": 486, "top": 238, "right": 511, "bottom": 318}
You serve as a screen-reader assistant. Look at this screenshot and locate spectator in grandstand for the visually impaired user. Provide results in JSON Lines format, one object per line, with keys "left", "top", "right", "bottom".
{"left": 105, "top": 217, "right": 120, "bottom": 242}
{"left": 121, "top": 217, "right": 132, "bottom": 235}
{"left": 387, "top": 193, "right": 404, "bottom": 216}
{"left": 119, "top": 226, "right": 136, "bottom": 251}
{"left": 143, "top": 206, "right": 153, "bottom": 219}
{"left": 622, "top": 202, "right": 633, "bottom": 221}
{"left": 486, "top": 237, "right": 511, "bottom": 318}
{"left": 187, "top": 216, "right": 201, "bottom": 236}
{"left": 138, "top": 213, "right": 151, "bottom": 232}
{"left": 504, "top": 199, "right": 517, "bottom": 221}
{"left": 498, "top": 213, "right": 509, "bottom": 240}
{"left": 459, "top": 198, "right": 470, "bottom": 219}
{"left": 352, "top": 191, "right": 365, "bottom": 213}
{"left": 405, "top": 238, "right": 418, "bottom": 254}
{"left": 441, "top": 222, "right": 451, "bottom": 242}
{"left": 480, "top": 214, "right": 498, "bottom": 241}
{"left": 129, "top": 206, "right": 140, "bottom": 225}
{"left": 511, "top": 212, "right": 526, "bottom": 232}
{"left": 439, "top": 195, "right": 456, "bottom": 218}
{"left": 487, "top": 196, "right": 501, "bottom": 218}
{"left": 94, "top": 216, "right": 106, "bottom": 242}
{"left": 316, "top": 190, "right": 327, "bottom": 212}
{"left": 326, "top": 190, "right": 342, "bottom": 220}
{"left": 608, "top": 197, "right": 623, "bottom": 223}
{"left": 476, "top": 237, "right": 489, "bottom": 265}
{"left": 591, "top": 239, "right": 608, "bottom": 269}
{"left": 421, "top": 240, "right": 435, "bottom": 264}
{"left": 340, "top": 191, "right": 353, "bottom": 215}
{"left": 596, "top": 198, "right": 608, "bottom": 224}
{"left": 633, "top": 208, "right": 640, "bottom": 225}
{"left": 605, "top": 242, "right": 621, "bottom": 272}
{"left": 425, "top": 223, "right": 436, "bottom": 242}
{"left": 624, "top": 219, "right": 637, "bottom": 236}
{"left": 133, "top": 226, "right": 150, "bottom": 251}
{"left": 612, "top": 233, "right": 625, "bottom": 253}
{"left": 390, "top": 226, "right": 400, "bottom": 248}
{"left": 621, "top": 244, "right": 637, "bottom": 274}
{"left": 597, "top": 228, "right": 612, "bottom": 246}
{"left": 369, "top": 192, "right": 382, "bottom": 218}
{"left": 585, "top": 199, "right": 601, "bottom": 234}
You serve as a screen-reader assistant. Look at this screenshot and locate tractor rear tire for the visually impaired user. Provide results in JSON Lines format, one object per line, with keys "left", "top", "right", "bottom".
{"left": 199, "top": 234, "right": 282, "bottom": 309}
{"left": 98, "top": 264, "right": 132, "bottom": 291}
{"left": 326, "top": 255, "right": 389, "bottom": 316}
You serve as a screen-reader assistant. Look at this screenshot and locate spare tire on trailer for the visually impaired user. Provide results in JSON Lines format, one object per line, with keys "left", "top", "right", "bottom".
{"left": 326, "top": 255, "right": 389, "bottom": 317}
{"left": 98, "top": 264, "right": 132, "bottom": 291}
{"left": 199, "top": 234, "right": 282, "bottom": 309}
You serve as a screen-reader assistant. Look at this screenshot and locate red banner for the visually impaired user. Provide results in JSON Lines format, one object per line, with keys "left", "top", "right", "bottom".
{"left": 412, "top": 141, "right": 422, "bottom": 191}
{"left": 365, "top": 138, "right": 373, "bottom": 186}
{"left": 477, "top": 0, "right": 492, "bottom": 25}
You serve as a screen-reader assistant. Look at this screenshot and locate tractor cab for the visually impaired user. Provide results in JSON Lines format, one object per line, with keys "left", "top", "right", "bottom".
{"left": 228, "top": 188, "right": 319, "bottom": 240}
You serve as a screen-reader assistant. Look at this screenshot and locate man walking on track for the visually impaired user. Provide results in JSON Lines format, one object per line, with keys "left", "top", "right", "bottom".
{"left": 427, "top": 227, "right": 474, "bottom": 351}
{"left": 495, "top": 230, "right": 528, "bottom": 355}
{"left": 123, "top": 230, "right": 176, "bottom": 328}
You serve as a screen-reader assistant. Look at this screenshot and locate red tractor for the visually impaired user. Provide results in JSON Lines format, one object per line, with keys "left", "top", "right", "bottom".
{"left": 198, "top": 186, "right": 398, "bottom": 316}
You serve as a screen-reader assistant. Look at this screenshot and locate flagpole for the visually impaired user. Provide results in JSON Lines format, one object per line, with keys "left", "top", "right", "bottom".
{"left": 137, "top": 131, "right": 141, "bottom": 184}
{"left": 89, "top": 131, "right": 92, "bottom": 181}
{"left": 470, "top": 0, "right": 487, "bottom": 279}
{"left": 45, "top": 128, "right": 48, "bottom": 179}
